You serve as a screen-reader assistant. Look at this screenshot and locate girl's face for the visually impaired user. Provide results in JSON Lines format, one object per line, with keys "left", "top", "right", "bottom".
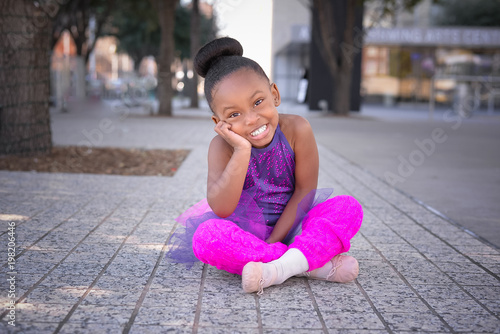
{"left": 211, "top": 68, "right": 281, "bottom": 149}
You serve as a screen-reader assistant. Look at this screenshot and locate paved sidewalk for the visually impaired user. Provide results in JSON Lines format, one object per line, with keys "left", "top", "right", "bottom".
{"left": 1, "top": 99, "right": 499, "bottom": 333}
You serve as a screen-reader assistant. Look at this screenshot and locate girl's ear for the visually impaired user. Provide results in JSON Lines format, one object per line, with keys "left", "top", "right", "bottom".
{"left": 211, "top": 115, "right": 220, "bottom": 125}
{"left": 270, "top": 83, "right": 281, "bottom": 107}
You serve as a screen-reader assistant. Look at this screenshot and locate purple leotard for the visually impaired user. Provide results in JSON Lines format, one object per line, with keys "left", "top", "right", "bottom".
{"left": 243, "top": 124, "right": 295, "bottom": 227}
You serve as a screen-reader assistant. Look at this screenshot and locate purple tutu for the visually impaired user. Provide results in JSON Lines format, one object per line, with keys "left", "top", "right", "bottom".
{"left": 165, "top": 188, "right": 333, "bottom": 268}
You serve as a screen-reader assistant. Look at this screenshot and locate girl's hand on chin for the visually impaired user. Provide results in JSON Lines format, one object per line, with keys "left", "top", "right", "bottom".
{"left": 215, "top": 121, "right": 252, "bottom": 151}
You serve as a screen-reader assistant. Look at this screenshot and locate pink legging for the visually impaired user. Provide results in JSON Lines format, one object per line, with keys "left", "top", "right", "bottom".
{"left": 192, "top": 195, "right": 363, "bottom": 275}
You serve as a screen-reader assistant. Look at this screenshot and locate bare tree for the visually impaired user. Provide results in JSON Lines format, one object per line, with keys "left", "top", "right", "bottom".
{"left": 189, "top": 0, "right": 200, "bottom": 108}
{"left": 0, "top": 0, "right": 59, "bottom": 155}
{"left": 50, "top": 0, "right": 115, "bottom": 100}
{"left": 151, "top": 0, "right": 180, "bottom": 116}
{"left": 51, "top": 0, "right": 115, "bottom": 65}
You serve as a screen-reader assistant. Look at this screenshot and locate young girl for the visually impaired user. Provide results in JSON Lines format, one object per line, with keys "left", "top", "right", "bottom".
{"left": 167, "top": 37, "right": 363, "bottom": 295}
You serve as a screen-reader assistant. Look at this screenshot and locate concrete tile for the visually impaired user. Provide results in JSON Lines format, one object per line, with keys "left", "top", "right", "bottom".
{"left": 203, "top": 278, "right": 242, "bottom": 294}
{"left": 133, "top": 306, "right": 196, "bottom": 326}
{"left": 481, "top": 299, "right": 500, "bottom": 316}
{"left": 0, "top": 321, "right": 58, "bottom": 334}
{"left": 59, "top": 322, "right": 126, "bottom": 334}
{"left": 81, "top": 288, "right": 143, "bottom": 306}
{"left": 84, "top": 233, "right": 127, "bottom": 244}
{"left": 202, "top": 291, "right": 256, "bottom": 309}
{"left": 16, "top": 249, "right": 66, "bottom": 264}
{"left": 468, "top": 253, "right": 500, "bottom": 264}
{"left": 322, "top": 311, "right": 385, "bottom": 330}
{"left": 156, "top": 261, "right": 204, "bottom": 279}
{"left": 441, "top": 312, "right": 500, "bottom": 333}
{"left": 382, "top": 311, "right": 449, "bottom": 332}
{"left": 23, "top": 287, "right": 86, "bottom": 304}
{"left": 93, "top": 274, "right": 148, "bottom": 290}
{"left": 382, "top": 251, "right": 427, "bottom": 263}
{"left": 308, "top": 279, "right": 361, "bottom": 296}
{"left": 262, "top": 329, "right": 325, "bottom": 334}
{"left": 357, "top": 260, "right": 401, "bottom": 282}
{"left": 150, "top": 277, "right": 201, "bottom": 293}
{"left": 7, "top": 303, "right": 73, "bottom": 323}
{"left": 67, "top": 304, "right": 134, "bottom": 325}
{"left": 361, "top": 282, "right": 417, "bottom": 298}
{"left": 205, "top": 264, "right": 240, "bottom": 279}
{"left": 63, "top": 251, "right": 114, "bottom": 264}
{"left": 199, "top": 307, "right": 258, "bottom": 328}
{"left": 197, "top": 327, "right": 262, "bottom": 334}
{"left": 142, "top": 290, "right": 198, "bottom": 308}
{"left": 425, "top": 297, "right": 490, "bottom": 315}
{"left": 324, "top": 330, "right": 388, "bottom": 334}
{"left": 103, "top": 256, "right": 156, "bottom": 277}
{"left": 260, "top": 308, "right": 322, "bottom": 329}
{"left": 391, "top": 258, "right": 437, "bottom": 273}
{"left": 446, "top": 272, "right": 500, "bottom": 286}
{"left": 413, "top": 284, "right": 470, "bottom": 300}
{"left": 482, "top": 262, "right": 500, "bottom": 275}
{"left": 376, "top": 242, "right": 416, "bottom": 253}
{"left": 13, "top": 273, "right": 45, "bottom": 291}
{"left": 38, "top": 274, "right": 96, "bottom": 290}
{"left": 346, "top": 248, "right": 383, "bottom": 261}
{"left": 128, "top": 324, "right": 191, "bottom": 334}
{"left": 315, "top": 293, "right": 373, "bottom": 313}
{"left": 402, "top": 270, "right": 454, "bottom": 285}
{"left": 259, "top": 291, "right": 314, "bottom": 310}
{"left": 463, "top": 285, "right": 500, "bottom": 300}
{"left": 125, "top": 233, "right": 169, "bottom": 245}
{"left": 357, "top": 273, "right": 405, "bottom": 287}
{"left": 370, "top": 296, "right": 430, "bottom": 313}
{"left": 431, "top": 260, "right": 487, "bottom": 273}
{"left": 35, "top": 232, "right": 87, "bottom": 250}
{"left": 52, "top": 261, "right": 106, "bottom": 276}
{"left": 14, "top": 258, "right": 58, "bottom": 274}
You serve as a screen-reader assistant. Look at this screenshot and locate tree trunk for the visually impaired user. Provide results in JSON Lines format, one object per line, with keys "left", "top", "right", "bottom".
{"left": 0, "top": 0, "right": 53, "bottom": 155}
{"left": 313, "top": 0, "right": 358, "bottom": 115}
{"left": 334, "top": 65, "right": 352, "bottom": 115}
{"left": 156, "top": 0, "right": 179, "bottom": 116}
{"left": 189, "top": 0, "right": 200, "bottom": 108}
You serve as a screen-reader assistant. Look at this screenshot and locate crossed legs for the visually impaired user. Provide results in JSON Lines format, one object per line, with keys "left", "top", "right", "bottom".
{"left": 191, "top": 195, "right": 363, "bottom": 293}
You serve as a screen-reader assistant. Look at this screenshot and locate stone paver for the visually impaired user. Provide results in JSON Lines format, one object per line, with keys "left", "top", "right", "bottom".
{"left": 0, "top": 100, "right": 499, "bottom": 333}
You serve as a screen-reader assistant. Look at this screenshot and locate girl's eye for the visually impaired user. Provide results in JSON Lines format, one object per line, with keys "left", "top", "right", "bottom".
{"left": 254, "top": 99, "right": 263, "bottom": 107}
{"left": 229, "top": 112, "right": 240, "bottom": 118}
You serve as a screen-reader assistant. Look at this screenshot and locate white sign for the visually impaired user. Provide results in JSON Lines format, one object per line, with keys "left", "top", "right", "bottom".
{"left": 365, "top": 27, "right": 500, "bottom": 48}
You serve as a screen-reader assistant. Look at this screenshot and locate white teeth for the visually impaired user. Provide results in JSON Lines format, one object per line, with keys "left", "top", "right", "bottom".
{"left": 251, "top": 125, "right": 267, "bottom": 137}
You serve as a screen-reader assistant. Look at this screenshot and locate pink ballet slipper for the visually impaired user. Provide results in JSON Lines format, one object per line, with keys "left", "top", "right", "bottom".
{"left": 298, "top": 254, "right": 359, "bottom": 283}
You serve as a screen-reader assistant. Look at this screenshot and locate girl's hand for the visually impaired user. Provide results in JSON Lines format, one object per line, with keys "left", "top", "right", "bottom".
{"left": 214, "top": 121, "right": 251, "bottom": 151}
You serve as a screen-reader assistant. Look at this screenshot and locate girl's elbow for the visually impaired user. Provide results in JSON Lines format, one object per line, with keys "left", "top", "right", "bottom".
{"left": 213, "top": 208, "right": 233, "bottom": 218}
{"left": 207, "top": 198, "right": 234, "bottom": 218}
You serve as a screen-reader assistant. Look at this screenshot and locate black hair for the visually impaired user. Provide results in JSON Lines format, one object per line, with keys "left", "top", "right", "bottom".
{"left": 194, "top": 37, "right": 269, "bottom": 109}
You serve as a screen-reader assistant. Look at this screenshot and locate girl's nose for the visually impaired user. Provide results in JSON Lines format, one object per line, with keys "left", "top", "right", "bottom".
{"left": 245, "top": 111, "right": 259, "bottom": 125}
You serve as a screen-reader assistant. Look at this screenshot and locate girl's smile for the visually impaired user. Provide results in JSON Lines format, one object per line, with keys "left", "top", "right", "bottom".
{"left": 250, "top": 124, "right": 268, "bottom": 138}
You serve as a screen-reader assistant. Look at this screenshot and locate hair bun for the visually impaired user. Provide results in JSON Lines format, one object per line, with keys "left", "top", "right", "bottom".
{"left": 194, "top": 37, "right": 243, "bottom": 78}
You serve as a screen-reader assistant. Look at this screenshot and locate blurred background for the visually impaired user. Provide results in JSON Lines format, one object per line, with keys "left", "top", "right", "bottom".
{"left": 41, "top": 0, "right": 500, "bottom": 118}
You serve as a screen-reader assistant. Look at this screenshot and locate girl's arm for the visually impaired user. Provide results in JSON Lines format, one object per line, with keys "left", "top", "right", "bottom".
{"left": 266, "top": 116, "right": 319, "bottom": 243}
{"left": 207, "top": 121, "right": 252, "bottom": 218}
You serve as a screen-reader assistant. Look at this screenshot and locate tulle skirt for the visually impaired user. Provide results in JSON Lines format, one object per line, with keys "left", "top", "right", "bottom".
{"left": 165, "top": 188, "right": 333, "bottom": 268}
